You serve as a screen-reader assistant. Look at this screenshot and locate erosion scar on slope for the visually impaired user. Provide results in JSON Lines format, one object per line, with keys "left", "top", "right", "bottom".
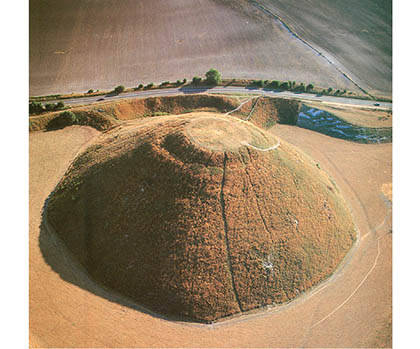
{"left": 241, "top": 150, "right": 274, "bottom": 246}
{"left": 220, "top": 152, "right": 244, "bottom": 312}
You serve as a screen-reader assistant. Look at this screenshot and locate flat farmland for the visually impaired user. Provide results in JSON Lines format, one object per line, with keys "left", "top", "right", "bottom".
{"left": 30, "top": 0, "right": 356, "bottom": 96}
{"left": 257, "top": 0, "right": 392, "bottom": 98}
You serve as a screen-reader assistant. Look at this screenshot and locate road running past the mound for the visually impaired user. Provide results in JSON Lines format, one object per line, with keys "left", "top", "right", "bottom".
{"left": 38, "top": 86, "right": 392, "bottom": 110}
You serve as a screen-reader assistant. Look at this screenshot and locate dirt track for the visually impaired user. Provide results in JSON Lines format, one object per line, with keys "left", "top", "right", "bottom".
{"left": 29, "top": 124, "right": 391, "bottom": 347}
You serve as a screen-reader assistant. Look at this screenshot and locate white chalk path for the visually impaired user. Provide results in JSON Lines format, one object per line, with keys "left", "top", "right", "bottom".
{"left": 310, "top": 211, "right": 390, "bottom": 329}
{"left": 242, "top": 140, "right": 280, "bottom": 152}
{"left": 225, "top": 98, "right": 254, "bottom": 115}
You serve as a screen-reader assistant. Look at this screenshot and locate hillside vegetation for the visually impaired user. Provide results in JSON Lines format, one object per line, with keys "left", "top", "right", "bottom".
{"left": 46, "top": 113, "right": 356, "bottom": 322}
{"left": 29, "top": 94, "right": 301, "bottom": 133}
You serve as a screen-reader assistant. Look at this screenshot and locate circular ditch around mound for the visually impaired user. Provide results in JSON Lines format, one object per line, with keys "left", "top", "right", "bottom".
{"left": 46, "top": 112, "right": 356, "bottom": 323}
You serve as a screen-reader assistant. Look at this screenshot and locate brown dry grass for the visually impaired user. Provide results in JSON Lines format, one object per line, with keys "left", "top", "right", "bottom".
{"left": 29, "top": 94, "right": 302, "bottom": 134}
{"left": 30, "top": 0, "right": 356, "bottom": 96}
{"left": 45, "top": 113, "right": 355, "bottom": 322}
{"left": 30, "top": 113, "right": 391, "bottom": 347}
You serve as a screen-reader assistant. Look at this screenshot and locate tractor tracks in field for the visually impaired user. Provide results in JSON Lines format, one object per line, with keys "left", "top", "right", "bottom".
{"left": 249, "top": 0, "right": 374, "bottom": 99}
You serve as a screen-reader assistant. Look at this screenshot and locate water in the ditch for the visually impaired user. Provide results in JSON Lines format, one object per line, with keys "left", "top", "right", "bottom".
{"left": 296, "top": 105, "right": 392, "bottom": 143}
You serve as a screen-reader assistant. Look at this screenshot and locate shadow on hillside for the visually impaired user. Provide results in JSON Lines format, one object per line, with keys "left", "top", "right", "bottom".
{"left": 37, "top": 197, "right": 209, "bottom": 325}
{"left": 178, "top": 85, "right": 214, "bottom": 94}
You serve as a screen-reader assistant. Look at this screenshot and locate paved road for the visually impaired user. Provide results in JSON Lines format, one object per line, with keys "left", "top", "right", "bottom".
{"left": 40, "top": 86, "right": 392, "bottom": 110}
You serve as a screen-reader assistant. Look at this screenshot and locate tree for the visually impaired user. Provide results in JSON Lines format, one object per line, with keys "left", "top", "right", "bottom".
{"left": 205, "top": 68, "right": 221, "bottom": 85}
{"left": 87, "top": 89, "right": 94, "bottom": 94}
{"left": 306, "top": 83, "right": 314, "bottom": 92}
{"left": 113, "top": 85, "right": 125, "bottom": 94}
{"left": 137, "top": 84, "right": 144, "bottom": 89}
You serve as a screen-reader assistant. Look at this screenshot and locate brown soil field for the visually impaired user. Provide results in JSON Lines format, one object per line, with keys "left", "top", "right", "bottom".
{"left": 30, "top": 117, "right": 391, "bottom": 346}
{"left": 30, "top": 0, "right": 356, "bottom": 97}
{"left": 45, "top": 113, "right": 355, "bottom": 322}
{"left": 258, "top": 0, "right": 392, "bottom": 98}
{"left": 305, "top": 101, "right": 393, "bottom": 128}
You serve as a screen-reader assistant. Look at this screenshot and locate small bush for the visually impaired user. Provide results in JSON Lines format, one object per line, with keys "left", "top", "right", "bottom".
{"left": 29, "top": 101, "right": 44, "bottom": 115}
{"left": 269, "top": 80, "right": 281, "bottom": 89}
{"left": 182, "top": 78, "right": 187, "bottom": 84}
{"left": 137, "top": 84, "right": 144, "bottom": 89}
{"left": 113, "top": 85, "right": 125, "bottom": 94}
{"left": 327, "top": 87, "right": 333, "bottom": 93}
{"left": 279, "top": 82, "right": 289, "bottom": 90}
{"left": 146, "top": 83, "right": 154, "bottom": 89}
{"left": 176, "top": 80, "right": 182, "bottom": 85}
{"left": 192, "top": 76, "right": 202, "bottom": 85}
{"left": 55, "top": 101, "right": 65, "bottom": 110}
{"left": 251, "top": 80, "right": 263, "bottom": 87}
{"left": 160, "top": 81, "right": 170, "bottom": 86}
{"left": 264, "top": 80, "right": 270, "bottom": 86}
{"left": 87, "top": 89, "right": 94, "bottom": 94}
{"left": 306, "top": 83, "right": 314, "bottom": 92}
{"left": 47, "top": 111, "right": 79, "bottom": 130}
{"left": 45, "top": 103, "right": 55, "bottom": 111}
{"left": 295, "top": 83, "right": 305, "bottom": 92}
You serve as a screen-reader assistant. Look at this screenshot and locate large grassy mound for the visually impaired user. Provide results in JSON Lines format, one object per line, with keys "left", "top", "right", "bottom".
{"left": 46, "top": 112, "right": 356, "bottom": 322}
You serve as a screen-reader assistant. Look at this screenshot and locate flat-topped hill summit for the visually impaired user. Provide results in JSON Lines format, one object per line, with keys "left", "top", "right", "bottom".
{"left": 46, "top": 112, "right": 356, "bottom": 322}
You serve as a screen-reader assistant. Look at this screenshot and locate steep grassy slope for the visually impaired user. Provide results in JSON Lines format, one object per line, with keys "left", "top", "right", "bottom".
{"left": 29, "top": 94, "right": 301, "bottom": 132}
{"left": 46, "top": 113, "right": 355, "bottom": 322}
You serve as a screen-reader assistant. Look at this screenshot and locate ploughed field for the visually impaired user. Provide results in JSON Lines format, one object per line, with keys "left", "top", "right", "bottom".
{"left": 257, "top": 0, "right": 392, "bottom": 98}
{"left": 30, "top": 0, "right": 357, "bottom": 96}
